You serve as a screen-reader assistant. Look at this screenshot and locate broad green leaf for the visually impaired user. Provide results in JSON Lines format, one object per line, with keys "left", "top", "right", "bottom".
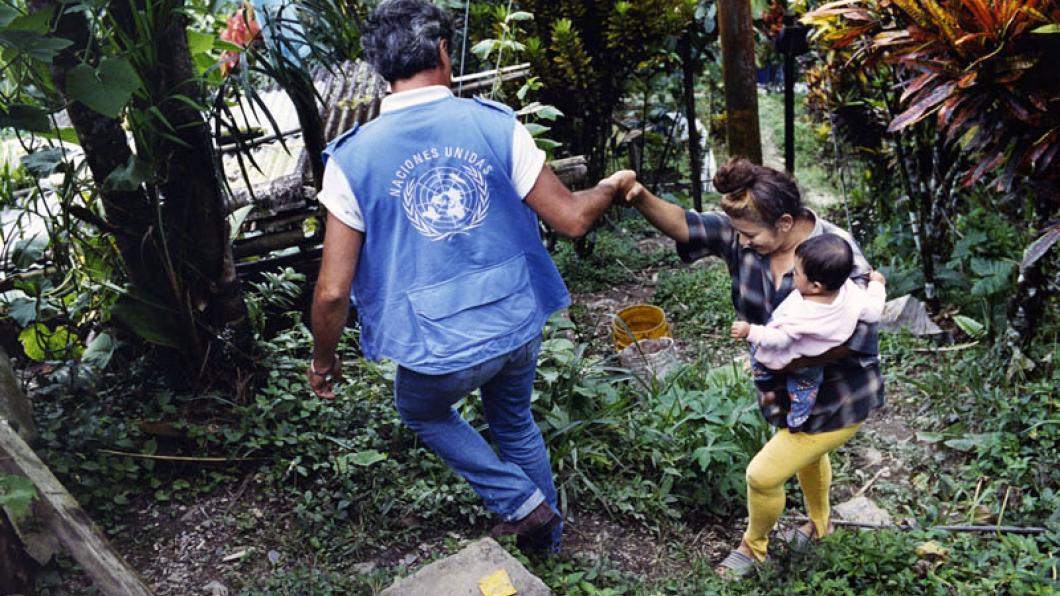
{"left": 915, "top": 431, "right": 944, "bottom": 443}
{"left": 228, "top": 204, "right": 254, "bottom": 241}
{"left": 0, "top": 474, "right": 36, "bottom": 520}
{"left": 20, "top": 147, "right": 64, "bottom": 177}
{"left": 110, "top": 294, "right": 183, "bottom": 348}
{"left": 943, "top": 432, "right": 999, "bottom": 452}
{"left": 0, "top": 104, "right": 49, "bottom": 133}
{"left": 187, "top": 29, "right": 214, "bottom": 56}
{"left": 1032, "top": 24, "right": 1060, "bottom": 34}
{"left": 350, "top": 450, "right": 387, "bottom": 467}
{"left": 969, "top": 258, "right": 1015, "bottom": 297}
{"left": 103, "top": 155, "right": 151, "bottom": 191}
{"left": 523, "top": 122, "right": 551, "bottom": 136}
{"left": 0, "top": 30, "right": 72, "bottom": 61}
{"left": 36, "top": 126, "right": 81, "bottom": 145}
{"left": 18, "top": 323, "right": 81, "bottom": 361}
{"left": 534, "top": 137, "right": 561, "bottom": 150}
{"left": 5, "top": 5, "right": 54, "bottom": 34}
{"left": 1, "top": 290, "right": 56, "bottom": 328}
{"left": 82, "top": 332, "right": 119, "bottom": 369}
{"left": 66, "top": 58, "right": 142, "bottom": 118}
{"left": 521, "top": 103, "right": 563, "bottom": 121}
{"left": 13, "top": 232, "right": 48, "bottom": 268}
{"left": 0, "top": 5, "right": 19, "bottom": 28}
{"left": 470, "top": 39, "right": 497, "bottom": 59}
{"left": 952, "top": 314, "right": 985, "bottom": 339}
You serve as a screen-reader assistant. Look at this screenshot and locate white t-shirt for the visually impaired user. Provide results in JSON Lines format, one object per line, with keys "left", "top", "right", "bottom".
{"left": 316, "top": 85, "right": 546, "bottom": 232}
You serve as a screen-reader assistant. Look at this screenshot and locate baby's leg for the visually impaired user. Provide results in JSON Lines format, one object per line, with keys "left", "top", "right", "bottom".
{"left": 749, "top": 347, "right": 782, "bottom": 406}
{"left": 786, "top": 365, "right": 824, "bottom": 429}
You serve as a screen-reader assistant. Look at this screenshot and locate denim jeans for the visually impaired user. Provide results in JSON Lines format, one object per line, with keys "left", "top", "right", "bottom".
{"left": 394, "top": 336, "right": 561, "bottom": 546}
{"left": 750, "top": 345, "right": 824, "bottom": 430}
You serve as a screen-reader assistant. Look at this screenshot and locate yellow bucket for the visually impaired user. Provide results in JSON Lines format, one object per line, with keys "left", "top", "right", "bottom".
{"left": 612, "top": 304, "right": 670, "bottom": 351}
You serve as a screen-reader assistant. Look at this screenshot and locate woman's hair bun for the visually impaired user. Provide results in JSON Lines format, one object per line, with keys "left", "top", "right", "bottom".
{"left": 713, "top": 157, "right": 758, "bottom": 195}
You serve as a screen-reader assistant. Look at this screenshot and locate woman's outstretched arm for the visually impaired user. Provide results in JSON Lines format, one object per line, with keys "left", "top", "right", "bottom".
{"left": 624, "top": 182, "right": 691, "bottom": 243}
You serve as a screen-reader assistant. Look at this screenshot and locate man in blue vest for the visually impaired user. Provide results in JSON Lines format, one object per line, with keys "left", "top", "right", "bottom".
{"left": 307, "top": 0, "right": 636, "bottom": 552}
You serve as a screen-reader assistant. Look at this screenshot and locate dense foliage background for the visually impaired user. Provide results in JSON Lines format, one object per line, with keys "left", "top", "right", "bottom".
{"left": 1, "top": 0, "right": 1057, "bottom": 593}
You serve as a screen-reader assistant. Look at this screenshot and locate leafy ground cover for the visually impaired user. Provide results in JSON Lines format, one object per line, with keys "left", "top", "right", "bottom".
{"left": 27, "top": 216, "right": 1058, "bottom": 594}
{"left": 17, "top": 91, "right": 1058, "bottom": 596}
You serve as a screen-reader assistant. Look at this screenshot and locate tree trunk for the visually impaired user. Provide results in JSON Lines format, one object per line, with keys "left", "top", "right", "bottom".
{"left": 28, "top": 0, "right": 169, "bottom": 296}
{"left": 717, "top": 0, "right": 762, "bottom": 164}
{"left": 286, "top": 72, "right": 327, "bottom": 191}
{"left": 148, "top": 2, "right": 255, "bottom": 376}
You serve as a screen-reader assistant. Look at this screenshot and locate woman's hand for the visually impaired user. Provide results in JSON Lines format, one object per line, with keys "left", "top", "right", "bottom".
{"left": 783, "top": 346, "right": 851, "bottom": 372}
{"left": 731, "top": 321, "right": 750, "bottom": 339}
{"left": 621, "top": 181, "right": 647, "bottom": 208}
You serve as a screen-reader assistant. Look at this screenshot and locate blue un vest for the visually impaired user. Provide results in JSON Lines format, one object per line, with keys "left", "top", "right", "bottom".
{"left": 322, "top": 94, "right": 571, "bottom": 374}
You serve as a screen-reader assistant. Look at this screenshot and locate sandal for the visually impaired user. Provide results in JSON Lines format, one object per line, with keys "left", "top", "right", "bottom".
{"left": 777, "top": 521, "right": 833, "bottom": 552}
{"left": 716, "top": 549, "right": 758, "bottom": 579}
{"left": 776, "top": 526, "right": 813, "bottom": 551}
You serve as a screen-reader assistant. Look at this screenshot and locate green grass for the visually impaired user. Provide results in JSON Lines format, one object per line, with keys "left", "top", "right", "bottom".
{"left": 553, "top": 216, "right": 677, "bottom": 293}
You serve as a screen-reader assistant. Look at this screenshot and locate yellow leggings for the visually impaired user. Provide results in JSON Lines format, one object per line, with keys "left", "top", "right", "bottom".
{"left": 742, "top": 423, "right": 862, "bottom": 561}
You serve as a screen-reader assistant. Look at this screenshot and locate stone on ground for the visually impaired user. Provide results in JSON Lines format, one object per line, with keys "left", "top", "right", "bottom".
{"left": 880, "top": 295, "right": 943, "bottom": 336}
{"left": 380, "top": 538, "right": 550, "bottom": 596}
{"left": 834, "top": 496, "right": 893, "bottom": 526}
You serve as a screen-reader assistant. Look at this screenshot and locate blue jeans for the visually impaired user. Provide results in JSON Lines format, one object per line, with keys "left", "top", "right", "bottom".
{"left": 394, "top": 336, "right": 561, "bottom": 547}
{"left": 750, "top": 345, "right": 823, "bottom": 430}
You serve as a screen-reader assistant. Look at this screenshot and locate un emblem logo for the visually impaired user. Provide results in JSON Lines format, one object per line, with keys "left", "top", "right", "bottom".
{"left": 402, "top": 165, "right": 490, "bottom": 241}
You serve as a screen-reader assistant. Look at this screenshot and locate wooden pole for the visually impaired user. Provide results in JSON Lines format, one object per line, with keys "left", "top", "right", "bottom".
{"left": 0, "top": 346, "right": 35, "bottom": 443}
{"left": 0, "top": 421, "right": 154, "bottom": 595}
{"left": 717, "top": 0, "right": 763, "bottom": 164}
{"left": 680, "top": 27, "right": 704, "bottom": 212}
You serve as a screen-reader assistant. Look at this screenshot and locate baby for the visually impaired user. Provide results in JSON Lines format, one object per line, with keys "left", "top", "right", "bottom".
{"left": 730, "top": 234, "right": 886, "bottom": 430}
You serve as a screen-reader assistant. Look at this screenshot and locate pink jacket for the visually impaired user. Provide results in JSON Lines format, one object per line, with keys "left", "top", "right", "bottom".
{"left": 748, "top": 279, "right": 886, "bottom": 370}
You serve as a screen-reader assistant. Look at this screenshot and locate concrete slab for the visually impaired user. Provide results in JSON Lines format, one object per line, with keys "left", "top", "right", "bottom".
{"left": 380, "top": 538, "right": 550, "bottom": 596}
{"left": 834, "top": 495, "right": 893, "bottom": 526}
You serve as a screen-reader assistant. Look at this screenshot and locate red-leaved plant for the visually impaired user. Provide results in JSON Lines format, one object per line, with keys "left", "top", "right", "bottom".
{"left": 806, "top": 0, "right": 1060, "bottom": 192}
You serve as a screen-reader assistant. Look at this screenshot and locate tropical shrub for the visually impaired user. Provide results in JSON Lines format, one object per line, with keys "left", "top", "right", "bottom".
{"left": 802, "top": 0, "right": 1059, "bottom": 339}
{"left": 516, "top": 0, "right": 695, "bottom": 177}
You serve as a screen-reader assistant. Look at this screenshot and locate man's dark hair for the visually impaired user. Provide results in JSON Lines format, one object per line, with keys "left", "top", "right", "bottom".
{"left": 795, "top": 234, "right": 854, "bottom": 291}
{"left": 362, "top": 0, "right": 453, "bottom": 82}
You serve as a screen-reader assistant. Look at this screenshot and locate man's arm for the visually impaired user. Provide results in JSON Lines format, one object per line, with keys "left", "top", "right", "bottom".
{"left": 524, "top": 167, "right": 634, "bottom": 238}
{"left": 308, "top": 212, "right": 363, "bottom": 398}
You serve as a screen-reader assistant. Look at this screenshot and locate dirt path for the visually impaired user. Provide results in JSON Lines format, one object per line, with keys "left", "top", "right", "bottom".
{"left": 757, "top": 91, "right": 837, "bottom": 212}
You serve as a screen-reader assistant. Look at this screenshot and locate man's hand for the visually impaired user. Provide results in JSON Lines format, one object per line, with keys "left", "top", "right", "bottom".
{"left": 731, "top": 321, "right": 750, "bottom": 339}
{"left": 869, "top": 270, "right": 886, "bottom": 285}
{"left": 307, "top": 357, "right": 343, "bottom": 400}
{"left": 601, "top": 169, "right": 637, "bottom": 199}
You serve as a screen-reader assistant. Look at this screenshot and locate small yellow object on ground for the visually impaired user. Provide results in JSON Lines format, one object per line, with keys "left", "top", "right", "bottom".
{"left": 915, "top": 541, "right": 949, "bottom": 559}
{"left": 479, "top": 568, "right": 518, "bottom": 596}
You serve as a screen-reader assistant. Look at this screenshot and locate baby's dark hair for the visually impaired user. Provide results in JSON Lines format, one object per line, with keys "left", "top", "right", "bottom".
{"left": 795, "top": 234, "right": 853, "bottom": 291}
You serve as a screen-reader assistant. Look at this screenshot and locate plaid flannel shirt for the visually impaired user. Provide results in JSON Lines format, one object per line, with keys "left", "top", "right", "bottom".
{"left": 677, "top": 209, "right": 884, "bottom": 432}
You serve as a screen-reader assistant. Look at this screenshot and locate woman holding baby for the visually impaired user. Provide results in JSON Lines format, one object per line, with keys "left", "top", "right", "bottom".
{"left": 622, "top": 157, "right": 885, "bottom": 576}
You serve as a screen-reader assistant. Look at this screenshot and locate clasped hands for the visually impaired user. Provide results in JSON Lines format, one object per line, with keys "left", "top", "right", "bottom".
{"left": 599, "top": 170, "right": 648, "bottom": 208}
